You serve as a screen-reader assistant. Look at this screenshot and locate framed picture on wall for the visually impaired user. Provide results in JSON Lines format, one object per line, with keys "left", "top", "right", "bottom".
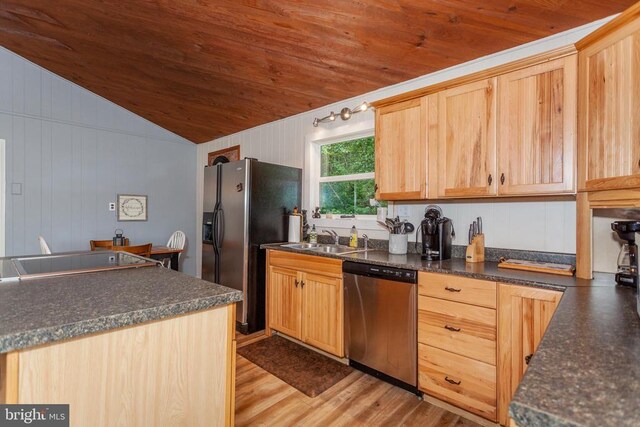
{"left": 208, "top": 145, "right": 240, "bottom": 166}
{"left": 117, "top": 194, "right": 148, "bottom": 221}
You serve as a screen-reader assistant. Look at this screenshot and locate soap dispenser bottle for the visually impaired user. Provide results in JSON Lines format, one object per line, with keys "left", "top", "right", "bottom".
{"left": 309, "top": 224, "right": 318, "bottom": 244}
{"left": 349, "top": 225, "right": 358, "bottom": 248}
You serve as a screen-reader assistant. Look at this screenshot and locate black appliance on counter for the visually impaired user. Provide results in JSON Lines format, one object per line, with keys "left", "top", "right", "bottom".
{"left": 202, "top": 158, "right": 301, "bottom": 334}
{"left": 612, "top": 220, "right": 640, "bottom": 288}
{"left": 418, "top": 205, "right": 453, "bottom": 261}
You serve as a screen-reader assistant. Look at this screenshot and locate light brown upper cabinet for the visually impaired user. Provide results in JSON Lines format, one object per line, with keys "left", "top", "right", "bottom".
{"left": 576, "top": 7, "right": 640, "bottom": 192}
{"left": 429, "top": 78, "right": 498, "bottom": 198}
{"left": 497, "top": 56, "right": 577, "bottom": 195}
{"left": 375, "top": 97, "right": 428, "bottom": 200}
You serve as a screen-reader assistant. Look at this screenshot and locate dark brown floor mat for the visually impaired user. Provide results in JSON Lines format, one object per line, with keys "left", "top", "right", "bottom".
{"left": 237, "top": 335, "right": 353, "bottom": 397}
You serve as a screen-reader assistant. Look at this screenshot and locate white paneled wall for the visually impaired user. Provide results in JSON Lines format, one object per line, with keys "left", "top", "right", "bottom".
{"left": 0, "top": 47, "right": 198, "bottom": 274}
{"left": 194, "top": 18, "right": 612, "bottom": 276}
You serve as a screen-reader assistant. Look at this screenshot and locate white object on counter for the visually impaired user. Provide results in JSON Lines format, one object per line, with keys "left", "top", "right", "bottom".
{"left": 288, "top": 215, "right": 301, "bottom": 242}
{"left": 388, "top": 234, "right": 408, "bottom": 255}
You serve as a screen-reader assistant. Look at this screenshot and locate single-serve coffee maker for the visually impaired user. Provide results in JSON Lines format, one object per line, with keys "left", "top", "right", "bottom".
{"left": 419, "top": 205, "right": 453, "bottom": 261}
{"left": 611, "top": 220, "right": 640, "bottom": 288}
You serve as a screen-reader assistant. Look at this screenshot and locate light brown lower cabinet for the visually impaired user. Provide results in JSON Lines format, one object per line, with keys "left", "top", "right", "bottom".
{"left": 418, "top": 272, "right": 498, "bottom": 421}
{"left": 419, "top": 344, "right": 497, "bottom": 420}
{"left": 497, "top": 283, "right": 562, "bottom": 426}
{"left": 418, "top": 272, "right": 562, "bottom": 425}
{"left": 266, "top": 250, "right": 344, "bottom": 357}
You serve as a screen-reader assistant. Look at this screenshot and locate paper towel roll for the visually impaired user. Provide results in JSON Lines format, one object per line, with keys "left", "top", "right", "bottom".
{"left": 288, "top": 215, "right": 301, "bottom": 242}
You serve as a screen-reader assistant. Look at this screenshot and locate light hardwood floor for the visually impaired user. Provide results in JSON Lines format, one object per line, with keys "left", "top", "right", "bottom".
{"left": 235, "top": 354, "right": 484, "bottom": 427}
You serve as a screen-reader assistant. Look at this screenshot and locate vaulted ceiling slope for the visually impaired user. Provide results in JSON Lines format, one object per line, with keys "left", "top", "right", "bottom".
{"left": 0, "top": 1, "right": 634, "bottom": 143}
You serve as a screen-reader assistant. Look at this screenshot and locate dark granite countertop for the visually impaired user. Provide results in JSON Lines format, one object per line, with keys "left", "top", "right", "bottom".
{"left": 0, "top": 266, "right": 242, "bottom": 353}
{"left": 264, "top": 243, "right": 637, "bottom": 426}
{"left": 262, "top": 243, "right": 593, "bottom": 290}
{"left": 510, "top": 285, "right": 640, "bottom": 427}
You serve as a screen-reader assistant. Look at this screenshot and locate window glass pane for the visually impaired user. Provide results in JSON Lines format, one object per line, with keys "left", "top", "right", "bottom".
{"left": 319, "top": 179, "right": 386, "bottom": 215}
{"left": 320, "top": 136, "right": 375, "bottom": 177}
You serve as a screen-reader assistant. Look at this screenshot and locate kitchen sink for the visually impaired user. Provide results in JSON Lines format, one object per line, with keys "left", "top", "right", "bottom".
{"left": 310, "top": 245, "right": 366, "bottom": 254}
{"left": 282, "top": 243, "right": 366, "bottom": 255}
{"left": 282, "top": 242, "right": 321, "bottom": 249}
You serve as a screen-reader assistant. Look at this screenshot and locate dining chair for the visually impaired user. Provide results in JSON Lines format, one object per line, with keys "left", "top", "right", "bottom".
{"left": 165, "top": 230, "right": 186, "bottom": 269}
{"left": 90, "top": 238, "right": 129, "bottom": 251}
{"left": 113, "top": 243, "right": 152, "bottom": 258}
{"left": 38, "top": 236, "right": 52, "bottom": 255}
{"left": 167, "top": 231, "right": 186, "bottom": 256}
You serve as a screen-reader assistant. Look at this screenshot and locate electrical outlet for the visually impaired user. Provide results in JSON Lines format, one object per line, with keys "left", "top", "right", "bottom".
{"left": 396, "top": 205, "right": 410, "bottom": 217}
{"left": 109, "top": 202, "right": 116, "bottom": 211}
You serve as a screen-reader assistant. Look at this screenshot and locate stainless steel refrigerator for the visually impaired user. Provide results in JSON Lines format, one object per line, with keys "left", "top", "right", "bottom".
{"left": 202, "top": 158, "right": 301, "bottom": 334}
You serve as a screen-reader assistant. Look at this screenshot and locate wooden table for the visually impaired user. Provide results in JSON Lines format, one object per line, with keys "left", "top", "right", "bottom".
{"left": 148, "top": 246, "right": 184, "bottom": 272}
{"left": 94, "top": 245, "right": 184, "bottom": 272}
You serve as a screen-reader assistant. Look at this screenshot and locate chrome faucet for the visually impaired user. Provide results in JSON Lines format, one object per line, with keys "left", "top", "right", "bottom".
{"left": 323, "top": 229, "right": 340, "bottom": 245}
{"left": 363, "top": 234, "right": 369, "bottom": 251}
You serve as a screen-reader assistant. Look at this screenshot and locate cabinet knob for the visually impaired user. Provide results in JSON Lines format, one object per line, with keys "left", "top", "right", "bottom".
{"left": 300, "top": 280, "right": 305, "bottom": 288}
{"left": 444, "top": 286, "right": 461, "bottom": 292}
{"left": 374, "top": 183, "right": 379, "bottom": 192}
{"left": 445, "top": 376, "right": 461, "bottom": 385}
{"left": 294, "top": 279, "right": 299, "bottom": 287}
{"left": 488, "top": 174, "right": 493, "bottom": 185}
{"left": 444, "top": 325, "right": 461, "bottom": 332}
{"left": 500, "top": 173, "right": 505, "bottom": 185}
{"left": 525, "top": 354, "right": 533, "bottom": 365}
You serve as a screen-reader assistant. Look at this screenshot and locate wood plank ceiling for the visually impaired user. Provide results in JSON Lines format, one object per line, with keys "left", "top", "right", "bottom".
{"left": 0, "top": 1, "right": 635, "bottom": 143}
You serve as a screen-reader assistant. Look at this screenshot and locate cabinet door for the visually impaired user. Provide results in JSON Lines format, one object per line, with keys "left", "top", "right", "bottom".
{"left": 268, "top": 266, "right": 302, "bottom": 340}
{"left": 430, "top": 78, "right": 497, "bottom": 197}
{"left": 497, "top": 56, "right": 577, "bottom": 195}
{"left": 497, "top": 284, "right": 561, "bottom": 426}
{"left": 301, "top": 273, "right": 344, "bottom": 357}
{"left": 375, "top": 97, "right": 427, "bottom": 200}
{"left": 577, "top": 20, "right": 640, "bottom": 191}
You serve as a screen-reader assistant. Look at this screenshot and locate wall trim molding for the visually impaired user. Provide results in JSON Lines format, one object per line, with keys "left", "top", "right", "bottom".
{"left": 0, "top": 110, "right": 187, "bottom": 146}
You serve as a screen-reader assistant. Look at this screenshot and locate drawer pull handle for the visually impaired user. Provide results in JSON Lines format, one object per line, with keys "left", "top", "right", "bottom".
{"left": 445, "top": 376, "right": 461, "bottom": 385}
{"left": 525, "top": 354, "right": 533, "bottom": 365}
{"left": 444, "top": 325, "right": 461, "bottom": 332}
{"left": 444, "top": 287, "right": 461, "bottom": 292}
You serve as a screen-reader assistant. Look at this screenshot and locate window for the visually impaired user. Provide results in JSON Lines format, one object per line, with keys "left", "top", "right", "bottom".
{"left": 317, "top": 136, "right": 384, "bottom": 215}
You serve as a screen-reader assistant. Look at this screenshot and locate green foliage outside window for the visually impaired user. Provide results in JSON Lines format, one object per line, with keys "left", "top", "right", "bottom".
{"left": 319, "top": 136, "right": 386, "bottom": 215}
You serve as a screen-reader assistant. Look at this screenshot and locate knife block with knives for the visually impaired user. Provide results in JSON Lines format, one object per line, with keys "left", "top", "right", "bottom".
{"left": 466, "top": 217, "right": 485, "bottom": 263}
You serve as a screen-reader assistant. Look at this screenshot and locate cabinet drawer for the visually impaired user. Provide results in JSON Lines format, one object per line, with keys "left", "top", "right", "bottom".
{"left": 418, "top": 272, "right": 496, "bottom": 308}
{"left": 419, "top": 343, "right": 496, "bottom": 421}
{"left": 418, "top": 296, "right": 496, "bottom": 365}
{"left": 267, "top": 250, "right": 342, "bottom": 278}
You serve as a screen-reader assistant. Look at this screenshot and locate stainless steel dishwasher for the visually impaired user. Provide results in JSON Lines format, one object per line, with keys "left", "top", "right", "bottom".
{"left": 343, "top": 261, "right": 418, "bottom": 393}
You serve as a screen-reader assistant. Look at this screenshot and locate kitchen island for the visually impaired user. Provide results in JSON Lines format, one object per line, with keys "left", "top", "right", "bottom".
{"left": 0, "top": 263, "right": 242, "bottom": 427}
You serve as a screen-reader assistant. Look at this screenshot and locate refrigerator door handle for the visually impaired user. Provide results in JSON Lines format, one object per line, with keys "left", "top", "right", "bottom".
{"left": 217, "top": 208, "right": 225, "bottom": 247}
{"left": 212, "top": 208, "right": 219, "bottom": 250}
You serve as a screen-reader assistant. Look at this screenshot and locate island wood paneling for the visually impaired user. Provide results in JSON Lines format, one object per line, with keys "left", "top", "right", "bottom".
{"left": 0, "top": 1, "right": 634, "bottom": 142}
{"left": 16, "top": 305, "right": 234, "bottom": 427}
{"left": 0, "top": 48, "right": 197, "bottom": 273}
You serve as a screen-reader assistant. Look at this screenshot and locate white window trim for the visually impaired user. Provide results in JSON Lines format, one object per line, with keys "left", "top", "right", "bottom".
{"left": 304, "top": 121, "right": 383, "bottom": 231}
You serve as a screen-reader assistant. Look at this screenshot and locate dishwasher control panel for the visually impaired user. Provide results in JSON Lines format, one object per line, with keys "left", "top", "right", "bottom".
{"left": 343, "top": 261, "right": 417, "bottom": 284}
